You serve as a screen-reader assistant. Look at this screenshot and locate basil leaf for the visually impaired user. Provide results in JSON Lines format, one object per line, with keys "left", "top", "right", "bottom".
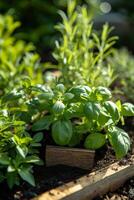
{"left": 121, "top": 103, "right": 134, "bottom": 117}
{"left": 84, "top": 133, "right": 106, "bottom": 150}
{"left": 108, "top": 127, "right": 130, "bottom": 159}
{"left": 52, "top": 120, "right": 72, "bottom": 145}
{"left": 32, "top": 115, "right": 53, "bottom": 131}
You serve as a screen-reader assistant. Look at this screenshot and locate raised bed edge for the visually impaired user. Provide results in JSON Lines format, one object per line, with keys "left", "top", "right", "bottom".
{"left": 32, "top": 155, "right": 134, "bottom": 200}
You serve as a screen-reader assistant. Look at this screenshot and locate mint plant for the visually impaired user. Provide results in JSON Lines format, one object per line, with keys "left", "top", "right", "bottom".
{"left": 0, "top": 112, "right": 43, "bottom": 188}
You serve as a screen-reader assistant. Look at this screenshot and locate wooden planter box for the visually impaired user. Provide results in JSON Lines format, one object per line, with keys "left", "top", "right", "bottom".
{"left": 46, "top": 145, "right": 95, "bottom": 170}
{"left": 33, "top": 155, "right": 134, "bottom": 200}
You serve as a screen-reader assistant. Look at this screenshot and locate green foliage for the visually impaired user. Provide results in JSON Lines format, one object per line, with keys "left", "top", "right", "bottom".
{"left": 0, "top": 0, "right": 102, "bottom": 55}
{"left": 84, "top": 133, "right": 106, "bottom": 150}
{"left": 108, "top": 127, "right": 130, "bottom": 159}
{"left": 108, "top": 49, "right": 134, "bottom": 103}
{"left": 0, "top": 0, "right": 67, "bottom": 53}
{"left": 0, "top": 113, "right": 43, "bottom": 188}
{"left": 54, "top": 1, "right": 117, "bottom": 88}
{"left": 7, "top": 83, "right": 131, "bottom": 159}
{"left": 0, "top": 2, "right": 133, "bottom": 190}
{"left": 0, "top": 14, "right": 45, "bottom": 95}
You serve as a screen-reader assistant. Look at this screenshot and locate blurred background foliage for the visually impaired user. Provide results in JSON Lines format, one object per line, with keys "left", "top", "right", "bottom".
{"left": 0, "top": 0, "right": 133, "bottom": 102}
{"left": 0, "top": 0, "right": 134, "bottom": 59}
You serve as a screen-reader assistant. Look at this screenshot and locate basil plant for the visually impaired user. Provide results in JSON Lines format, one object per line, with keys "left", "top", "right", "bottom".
{"left": 30, "top": 84, "right": 134, "bottom": 159}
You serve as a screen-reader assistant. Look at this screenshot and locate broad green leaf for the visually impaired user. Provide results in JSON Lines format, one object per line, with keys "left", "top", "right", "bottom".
{"left": 97, "top": 109, "right": 110, "bottom": 127}
{"left": 64, "top": 93, "right": 74, "bottom": 101}
{"left": 69, "top": 85, "right": 91, "bottom": 99}
{"left": 56, "top": 84, "right": 65, "bottom": 93}
{"left": 68, "top": 131, "right": 81, "bottom": 147}
{"left": 52, "top": 101, "right": 65, "bottom": 114}
{"left": 52, "top": 120, "right": 72, "bottom": 145}
{"left": 121, "top": 103, "right": 134, "bottom": 117}
{"left": 33, "top": 132, "right": 43, "bottom": 142}
{"left": 84, "top": 102, "right": 101, "bottom": 121}
{"left": 95, "top": 86, "right": 112, "bottom": 101}
{"left": 18, "top": 167, "right": 35, "bottom": 186}
{"left": 84, "top": 133, "right": 106, "bottom": 150}
{"left": 0, "top": 154, "right": 10, "bottom": 165}
{"left": 32, "top": 115, "right": 53, "bottom": 131}
{"left": 108, "top": 127, "right": 130, "bottom": 159}
{"left": 104, "top": 101, "right": 120, "bottom": 123}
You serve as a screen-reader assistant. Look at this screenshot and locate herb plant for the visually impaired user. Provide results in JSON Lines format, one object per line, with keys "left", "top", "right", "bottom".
{"left": 54, "top": 1, "right": 117, "bottom": 88}
{"left": 0, "top": 112, "right": 43, "bottom": 188}
{"left": 30, "top": 84, "right": 134, "bottom": 159}
{"left": 0, "top": 15, "right": 45, "bottom": 95}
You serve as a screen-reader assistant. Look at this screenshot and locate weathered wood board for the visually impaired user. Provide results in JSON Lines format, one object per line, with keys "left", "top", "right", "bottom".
{"left": 33, "top": 155, "right": 134, "bottom": 200}
{"left": 46, "top": 145, "right": 95, "bottom": 170}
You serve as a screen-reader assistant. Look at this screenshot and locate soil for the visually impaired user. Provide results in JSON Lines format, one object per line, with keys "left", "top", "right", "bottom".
{"left": 97, "top": 177, "right": 134, "bottom": 200}
{"left": 0, "top": 119, "right": 133, "bottom": 200}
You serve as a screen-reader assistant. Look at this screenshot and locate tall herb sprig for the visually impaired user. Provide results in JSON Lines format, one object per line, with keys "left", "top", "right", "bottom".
{"left": 54, "top": 0, "right": 118, "bottom": 88}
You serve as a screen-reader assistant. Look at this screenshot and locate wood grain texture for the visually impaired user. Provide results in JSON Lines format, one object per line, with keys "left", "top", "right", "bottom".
{"left": 46, "top": 145, "right": 95, "bottom": 170}
{"left": 33, "top": 156, "right": 134, "bottom": 200}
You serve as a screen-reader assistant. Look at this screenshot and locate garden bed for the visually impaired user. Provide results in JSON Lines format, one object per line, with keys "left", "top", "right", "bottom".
{"left": 0, "top": 143, "right": 133, "bottom": 200}
{"left": 33, "top": 155, "right": 134, "bottom": 200}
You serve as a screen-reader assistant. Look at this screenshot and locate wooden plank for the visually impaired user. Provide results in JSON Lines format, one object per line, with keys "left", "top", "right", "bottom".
{"left": 33, "top": 155, "right": 134, "bottom": 200}
{"left": 46, "top": 145, "right": 95, "bottom": 170}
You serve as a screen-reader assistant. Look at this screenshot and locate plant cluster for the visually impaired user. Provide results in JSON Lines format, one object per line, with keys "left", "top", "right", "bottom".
{"left": 0, "top": 112, "right": 43, "bottom": 188}
{"left": 0, "top": 1, "right": 134, "bottom": 190}
{"left": 2, "top": 82, "right": 134, "bottom": 160}
{"left": 54, "top": 1, "right": 117, "bottom": 88}
{"left": 0, "top": 0, "right": 101, "bottom": 55}
{"left": 0, "top": 15, "right": 46, "bottom": 95}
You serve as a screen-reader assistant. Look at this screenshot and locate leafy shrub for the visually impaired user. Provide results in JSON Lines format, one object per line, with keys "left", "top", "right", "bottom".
{"left": 54, "top": 1, "right": 117, "bottom": 88}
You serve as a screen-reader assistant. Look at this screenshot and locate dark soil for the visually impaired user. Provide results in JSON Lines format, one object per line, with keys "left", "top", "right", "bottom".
{"left": 0, "top": 165, "right": 87, "bottom": 200}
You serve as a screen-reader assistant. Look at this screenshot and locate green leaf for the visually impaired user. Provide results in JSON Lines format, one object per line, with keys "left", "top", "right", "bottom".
{"left": 32, "top": 115, "right": 53, "bottom": 131}
{"left": 64, "top": 93, "right": 74, "bottom": 101}
{"left": 84, "top": 133, "right": 106, "bottom": 150}
{"left": 18, "top": 167, "right": 35, "bottom": 186}
{"left": 7, "top": 172, "right": 18, "bottom": 189}
{"left": 52, "top": 120, "right": 72, "bottom": 145}
{"left": 25, "top": 156, "right": 43, "bottom": 165}
{"left": 33, "top": 132, "right": 43, "bottom": 142}
{"left": 95, "top": 86, "right": 112, "bottom": 101}
{"left": 52, "top": 101, "right": 65, "bottom": 114}
{"left": 69, "top": 85, "right": 91, "bottom": 99}
{"left": 68, "top": 131, "right": 81, "bottom": 147}
{"left": 108, "top": 127, "right": 130, "bottom": 159}
{"left": 104, "top": 101, "right": 120, "bottom": 123}
{"left": 56, "top": 84, "right": 65, "bottom": 93}
{"left": 97, "top": 109, "right": 110, "bottom": 127}
{"left": 16, "top": 146, "right": 28, "bottom": 158}
{"left": 0, "top": 154, "right": 10, "bottom": 165}
{"left": 84, "top": 102, "right": 101, "bottom": 121}
{"left": 121, "top": 103, "right": 134, "bottom": 117}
